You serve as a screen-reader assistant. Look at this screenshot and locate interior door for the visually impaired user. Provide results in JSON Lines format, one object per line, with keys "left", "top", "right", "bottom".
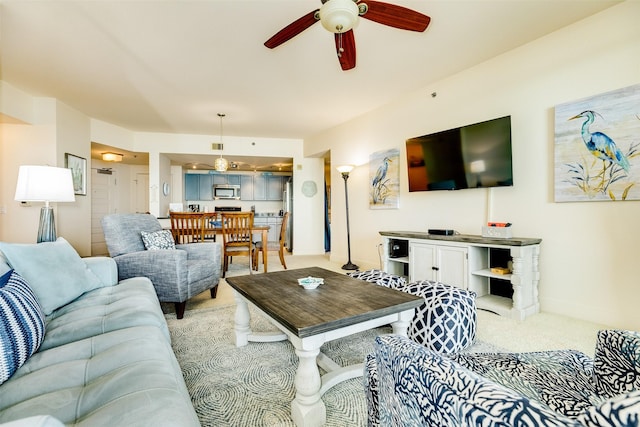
{"left": 135, "top": 173, "right": 149, "bottom": 213}
{"left": 91, "top": 169, "right": 117, "bottom": 256}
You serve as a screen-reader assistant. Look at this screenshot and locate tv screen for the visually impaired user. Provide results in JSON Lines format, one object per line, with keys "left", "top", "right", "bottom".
{"left": 406, "top": 115, "right": 513, "bottom": 192}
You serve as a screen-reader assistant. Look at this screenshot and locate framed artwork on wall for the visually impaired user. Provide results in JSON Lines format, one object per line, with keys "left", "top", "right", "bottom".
{"left": 554, "top": 83, "right": 640, "bottom": 202}
{"left": 65, "top": 153, "right": 87, "bottom": 196}
{"left": 369, "top": 148, "right": 400, "bottom": 209}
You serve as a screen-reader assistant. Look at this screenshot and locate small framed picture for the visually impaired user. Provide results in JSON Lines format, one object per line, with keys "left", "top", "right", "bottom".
{"left": 65, "top": 153, "right": 87, "bottom": 196}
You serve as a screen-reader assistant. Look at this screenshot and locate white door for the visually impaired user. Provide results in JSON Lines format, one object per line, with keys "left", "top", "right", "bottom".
{"left": 135, "top": 173, "right": 149, "bottom": 213}
{"left": 91, "top": 169, "right": 118, "bottom": 256}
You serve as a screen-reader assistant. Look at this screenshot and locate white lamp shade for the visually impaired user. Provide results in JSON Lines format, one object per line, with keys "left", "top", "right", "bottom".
{"left": 336, "top": 164, "right": 355, "bottom": 174}
{"left": 320, "top": 0, "right": 359, "bottom": 33}
{"left": 14, "top": 165, "right": 76, "bottom": 202}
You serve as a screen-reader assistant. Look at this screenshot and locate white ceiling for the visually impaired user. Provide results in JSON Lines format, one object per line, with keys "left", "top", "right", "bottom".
{"left": 1, "top": 0, "right": 620, "bottom": 142}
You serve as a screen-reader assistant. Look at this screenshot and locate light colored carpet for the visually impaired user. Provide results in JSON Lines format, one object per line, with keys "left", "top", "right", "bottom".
{"left": 165, "top": 304, "right": 501, "bottom": 427}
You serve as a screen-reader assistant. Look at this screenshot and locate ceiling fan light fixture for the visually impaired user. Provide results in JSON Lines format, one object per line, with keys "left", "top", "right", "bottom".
{"left": 319, "top": 0, "right": 359, "bottom": 33}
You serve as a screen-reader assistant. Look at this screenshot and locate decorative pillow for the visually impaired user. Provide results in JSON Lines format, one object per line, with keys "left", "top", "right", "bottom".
{"left": 0, "top": 270, "right": 45, "bottom": 385}
{"left": 0, "top": 237, "right": 105, "bottom": 315}
{"left": 140, "top": 230, "right": 175, "bottom": 250}
{"left": 593, "top": 329, "right": 640, "bottom": 398}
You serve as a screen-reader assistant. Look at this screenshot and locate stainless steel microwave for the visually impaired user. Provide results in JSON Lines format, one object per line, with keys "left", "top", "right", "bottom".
{"left": 213, "top": 184, "right": 240, "bottom": 200}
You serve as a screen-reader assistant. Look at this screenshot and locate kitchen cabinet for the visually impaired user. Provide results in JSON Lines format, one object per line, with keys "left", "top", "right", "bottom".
{"left": 240, "top": 175, "right": 287, "bottom": 201}
{"left": 380, "top": 231, "right": 541, "bottom": 320}
{"left": 240, "top": 175, "right": 254, "bottom": 201}
{"left": 198, "top": 174, "right": 213, "bottom": 200}
{"left": 184, "top": 174, "right": 201, "bottom": 201}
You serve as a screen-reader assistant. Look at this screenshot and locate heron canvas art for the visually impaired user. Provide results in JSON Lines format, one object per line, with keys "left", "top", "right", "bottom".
{"left": 554, "top": 83, "right": 640, "bottom": 202}
{"left": 370, "top": 148, "right": 400, "bottom": 209}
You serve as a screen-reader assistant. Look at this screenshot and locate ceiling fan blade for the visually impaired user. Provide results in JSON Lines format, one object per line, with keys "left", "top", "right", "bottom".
{"left": 359, "top": 0, "right": 430, "bottom": 32}
{"left": 334, "top": 30, "right": 356, "bottom": 71}
{"left": 264, "top": 10, "right": 320, "bottom": 49}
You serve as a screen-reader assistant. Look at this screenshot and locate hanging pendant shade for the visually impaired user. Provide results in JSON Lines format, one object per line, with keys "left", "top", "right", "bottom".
{"left": 215, "top": 113, "right": 228, "bottom": 172}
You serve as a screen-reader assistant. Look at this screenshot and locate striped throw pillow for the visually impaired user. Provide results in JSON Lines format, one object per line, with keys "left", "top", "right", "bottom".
{"left": 0, "top": 269, "right": 45, "bottom": 384}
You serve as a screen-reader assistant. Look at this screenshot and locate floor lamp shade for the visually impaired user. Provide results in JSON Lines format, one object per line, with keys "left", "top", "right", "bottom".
{"left": 14, "top": 165, "right": 76, "bottom": 243}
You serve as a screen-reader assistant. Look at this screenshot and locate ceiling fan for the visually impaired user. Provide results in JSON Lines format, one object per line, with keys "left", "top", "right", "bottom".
{"left": 264, "top": 0, "right": 431, "bottom": 71}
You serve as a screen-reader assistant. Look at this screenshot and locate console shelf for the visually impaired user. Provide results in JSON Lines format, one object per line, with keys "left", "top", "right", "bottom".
{"left": 380, "top": 231, "right": 541, "bottom": 320}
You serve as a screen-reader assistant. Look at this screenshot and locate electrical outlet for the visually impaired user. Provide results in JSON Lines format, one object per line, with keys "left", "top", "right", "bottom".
{"left": 0, "top": 206, "right": 6, "bottom": 214}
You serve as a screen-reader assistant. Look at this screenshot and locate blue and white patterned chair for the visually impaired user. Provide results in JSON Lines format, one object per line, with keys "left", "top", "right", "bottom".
{"left": 365, "top": 331, "right": 640, "bottom": 427}
{"left": 347, "top": 269, "right": 407, "bottom": 289}
{"left": 400, "top": 280, "right": 476, "bottom": 353}
{"left": 348, "top": 270, "right": 476, "bottom": 353}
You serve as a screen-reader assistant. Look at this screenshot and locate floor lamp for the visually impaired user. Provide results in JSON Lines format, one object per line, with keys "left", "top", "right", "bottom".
{"left": 336, "top": 165, "right": 358, "bottom": 270}
{"left": 14, "top": 165, "right": 76, "bottom": 243}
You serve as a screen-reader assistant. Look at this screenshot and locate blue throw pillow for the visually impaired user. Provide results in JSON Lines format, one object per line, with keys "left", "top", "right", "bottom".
{"left": 0, "top": 237, "right": 105, "bottom": 315}
{"left": 0, "top": 270, "right": 45, "bottom": 384}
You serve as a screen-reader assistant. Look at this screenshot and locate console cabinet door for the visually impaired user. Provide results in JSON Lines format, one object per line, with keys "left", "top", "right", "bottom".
{"left": 409, "top": 243, "right": 437, "bottom": 282}
{"left": 438, "top": 246, "right": 468, "bottom": 289}
{"left": 409, "top": 242, "right": 467, "bottom": 289}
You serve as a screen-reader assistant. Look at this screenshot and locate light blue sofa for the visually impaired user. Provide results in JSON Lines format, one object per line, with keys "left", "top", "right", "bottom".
{"left": 0, "top": 240, "right": 199, "bottom": 426}
{"left": 365, "top": 334, "right": 640, "bottom": 426}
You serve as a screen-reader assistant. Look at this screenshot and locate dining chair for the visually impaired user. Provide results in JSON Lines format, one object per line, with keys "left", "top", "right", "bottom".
{"left": 202, "top": 212, "right": 219, "bottom": 242}
{"left": 220, "top": 211, "right": 254, "bottom": 277}
{"left": 252, "top": 211, "right": 288, "bottom": 271}
{"left": 170, "top": 212, "right": 206, "bottom": 244}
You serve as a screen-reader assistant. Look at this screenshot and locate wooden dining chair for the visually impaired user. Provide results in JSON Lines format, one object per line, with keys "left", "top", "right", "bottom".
{"left": 220, "top": 211, "right": 254, "bottom": 277}
{"left": 202, "top": 212, "right": 219, "bottom": 242}
{"left": 252, "top": 211, "right": 289, "bottom": 271}
{"left": 170, "top": 212, "right": 206, "bottom": 244}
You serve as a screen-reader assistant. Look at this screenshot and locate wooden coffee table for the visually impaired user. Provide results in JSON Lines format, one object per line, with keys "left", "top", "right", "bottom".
{"left": 226, "top": 266, "right": 423, "bottom": 427}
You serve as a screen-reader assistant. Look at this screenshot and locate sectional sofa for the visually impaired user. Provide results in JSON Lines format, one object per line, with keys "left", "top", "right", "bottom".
{"left": 0, "top": 238, "right": 199, "bottom": 426}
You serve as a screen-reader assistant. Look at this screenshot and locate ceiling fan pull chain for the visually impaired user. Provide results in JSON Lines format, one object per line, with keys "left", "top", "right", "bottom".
{"left": 337, "top": 32, "right": 344, "bottom": 57}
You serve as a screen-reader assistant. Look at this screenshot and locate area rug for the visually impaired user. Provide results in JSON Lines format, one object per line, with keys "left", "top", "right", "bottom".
{"left": 166, "top": 305, "right": 501, "bottom": 427}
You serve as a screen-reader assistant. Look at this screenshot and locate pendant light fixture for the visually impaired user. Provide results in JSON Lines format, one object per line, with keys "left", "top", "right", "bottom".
{"left": 214, "top": 113, "right": 229, "bottom": 172}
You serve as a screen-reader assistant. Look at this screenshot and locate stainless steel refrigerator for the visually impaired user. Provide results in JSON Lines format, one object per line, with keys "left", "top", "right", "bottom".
{"left": 282, "top": 177, "right": 293, "bottom": 251}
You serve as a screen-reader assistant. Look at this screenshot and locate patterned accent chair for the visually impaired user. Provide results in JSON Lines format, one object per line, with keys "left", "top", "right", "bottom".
{"left": 365, "top": 331, "right": 640, "bottom": 426}
{"left": 101, "top": 213, "right": 222, "bottom": 319}
{"left": 348, "top": 270, "right": 476, "bottom": 353}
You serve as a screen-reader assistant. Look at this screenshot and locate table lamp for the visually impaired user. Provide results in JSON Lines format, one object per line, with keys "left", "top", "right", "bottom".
{"left": 14, "top": 165, "right": 76, "bottom": 243}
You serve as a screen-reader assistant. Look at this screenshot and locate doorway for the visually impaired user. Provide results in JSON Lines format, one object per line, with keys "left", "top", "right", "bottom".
{"left": 91, "top": 168, "right": 117, "bottom": 256}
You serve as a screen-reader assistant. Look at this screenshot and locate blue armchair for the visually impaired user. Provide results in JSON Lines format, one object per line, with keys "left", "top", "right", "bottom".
{"left": 101, "top": 213, "right": 222, "bottom": 318}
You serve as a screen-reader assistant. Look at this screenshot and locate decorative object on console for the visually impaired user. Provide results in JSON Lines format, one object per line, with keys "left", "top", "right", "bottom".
{"left": 263, "top": 0, "right": 430, "bottom": 71}
{"left": 14, "top": 165, "right": 76, "bottom": 243}
{"left": 369, "top": 148, "right": 399, "bottom": 209}
{"left": 481, "top": 225, "right": 513, "bottom": 239}
{"left": 214, "top": 113, "right": 229, "bottom": 172}
{"left": 555, "top": 83, "right": 640, "bottom": 202}
{"left": 337, "top": 164, "right": 358, "bottom": 270}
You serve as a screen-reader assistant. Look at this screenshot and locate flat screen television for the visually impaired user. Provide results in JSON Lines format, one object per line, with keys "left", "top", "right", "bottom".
{"left": 405, "top": 115, "right": 513, "bottom": 192}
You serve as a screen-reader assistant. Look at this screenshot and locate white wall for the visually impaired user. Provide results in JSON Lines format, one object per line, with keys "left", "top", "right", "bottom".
{"left": 306, "top": 2, "right": 640, "bottom": 329}
{"left": 0, "top": 90, "right": 93, "bottom": 255}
